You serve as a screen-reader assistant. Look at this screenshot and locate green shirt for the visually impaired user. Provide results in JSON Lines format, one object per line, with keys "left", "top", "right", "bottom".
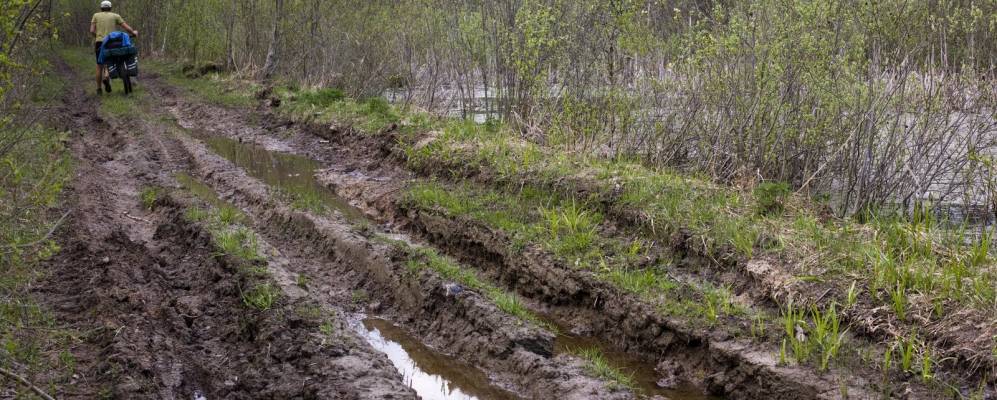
{"left": 92, "top": 12, "right": 125, "bottom": 43}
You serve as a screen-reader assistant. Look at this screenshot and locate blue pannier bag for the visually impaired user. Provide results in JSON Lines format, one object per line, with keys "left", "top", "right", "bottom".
{"left": 100, "top": 32, "right": 139, "bottom": 77}
{"left": 97, "top": 32, "right": 138, "bottom": 79}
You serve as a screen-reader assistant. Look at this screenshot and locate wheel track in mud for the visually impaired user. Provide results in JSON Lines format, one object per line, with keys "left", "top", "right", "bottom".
{"left": 141, "top": 75, "right": 982, "bottom": 399}
{"left": 140, "top": 75, "right": 636, "bottom": 399}
{"left": 34, "top": 58, "right": 421, "bottom": 399}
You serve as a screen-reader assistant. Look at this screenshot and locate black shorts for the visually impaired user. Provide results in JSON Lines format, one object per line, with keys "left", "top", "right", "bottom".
{"left": 94, "top": 42, "right": 102, "bottom": 63}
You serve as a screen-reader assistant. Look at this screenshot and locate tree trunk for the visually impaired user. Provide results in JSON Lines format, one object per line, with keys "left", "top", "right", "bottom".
{"left": 262, "top": 0, "right": 284, "bottom": 80}
{"left": 225, "top": 0, "right": 237, "bottom": 70}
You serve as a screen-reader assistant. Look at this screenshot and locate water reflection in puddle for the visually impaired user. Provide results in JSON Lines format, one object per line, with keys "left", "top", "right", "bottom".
{"left": 357, "top": 318, "right": 519, "bottom": 400}
{"left": 190, "top": 131, "right": 367, "bottom": 223}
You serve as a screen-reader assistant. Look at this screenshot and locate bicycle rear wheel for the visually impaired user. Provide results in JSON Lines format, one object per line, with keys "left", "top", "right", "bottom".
{"left": 120, "top": 62, "right": 132, "bottom": 95}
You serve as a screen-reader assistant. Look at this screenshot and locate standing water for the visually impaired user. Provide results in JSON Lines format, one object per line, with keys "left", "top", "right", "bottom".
{"left": 190, "top": 131, "right": 367, "bottom": 223}
{"left": 357, "top": 318, "right": 519, "bottom": 400}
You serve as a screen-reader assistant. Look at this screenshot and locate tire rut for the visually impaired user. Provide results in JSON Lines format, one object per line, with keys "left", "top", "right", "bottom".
{"left": 34, "top": 58, "right": 418, "bottom": 399}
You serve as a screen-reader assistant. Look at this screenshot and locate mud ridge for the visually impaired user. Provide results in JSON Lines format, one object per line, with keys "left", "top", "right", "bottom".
{"left": 162, "top": 117, "right": 633, "bottom": 399}
{"left": 156, "top": 81, "right": 874, "bottom": 399}
{"left": 153, "top": 77, "right": 960, "bottom": 398}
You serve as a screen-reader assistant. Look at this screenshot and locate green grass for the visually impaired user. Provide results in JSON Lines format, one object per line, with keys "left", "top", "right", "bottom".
{"left": 404, "top": 109, "right": 997, "bottom": 315}
{"left": 405, "top": 181, "right": 754, "bottom": 327}
{"left": 573, "top": 347, "right": 636, "bottom": 390}
{"left": 212, "top": 226, "right": 264, "bottom": 262}
{"left": 147, "top": 59, "right": 258, "bottom": 108}
{"left": 272, "top": 86, "right": 404, "bottom": 134}
{"left": 781, "top": 299, "right": 848, "bottom": 370}
{"left": 30, "top": 60, "right": 68, "bottom": 105}
{"left": 295, "top": 87, "right": 345, "bottom": 107}
{"left": 398, "top": 242, "right": 554, "bottom": 331}
{"left": 140, "top": 187, "right": 161, "bottom": 210}
{"left": 217, "top": 205, "right": 242, "bottom": 225}
{"left": 242, "top": 283, "right": 280, "bottom": 311}
{"left": 184, "top": 206, "right": 210, "bottom": 222}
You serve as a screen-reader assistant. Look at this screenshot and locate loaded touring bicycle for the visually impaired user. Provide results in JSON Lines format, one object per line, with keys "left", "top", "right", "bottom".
{"left": 99, "top": 31, "right": 139, "bottom": 95}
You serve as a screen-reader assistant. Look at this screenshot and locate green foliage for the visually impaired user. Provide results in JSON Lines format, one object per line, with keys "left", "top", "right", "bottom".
{"left": 140, "top": 187, "right": 161, "bottom": 210}
{"left": 217, "top": 205, "right": 242, "bottom": 225}
{"left": 401, "top": 243, "right": 552, "bottom": 331}
{"left": 298, "top": 88, "right": 345, "bottom": 107}
{"left": 0, "top": 124, "right": 71, "bottom": 382}
{"left": 147, "top": 60, "right": 258, "bottom": 108}
{"left": 242, "top": 283, "right": 280, "bottom": 311}
{"left": 754, "top": 182, "right": 791, "bottom": 216}
{"left": 781, "top": 299, "right": 847, "bottom": 370}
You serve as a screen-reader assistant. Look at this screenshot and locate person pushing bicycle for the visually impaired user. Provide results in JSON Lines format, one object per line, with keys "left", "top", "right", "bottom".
{"left": 91, "top": 1, "right": 138, "bottom": 95}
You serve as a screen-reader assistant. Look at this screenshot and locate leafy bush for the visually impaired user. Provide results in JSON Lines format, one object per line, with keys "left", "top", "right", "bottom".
{"left": 754, "top": 182, "right": 791, "bottom": 216}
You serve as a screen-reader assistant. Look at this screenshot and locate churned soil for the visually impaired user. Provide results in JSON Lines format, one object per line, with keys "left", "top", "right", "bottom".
{"left": 30, "top": 58, "right": 417, "bottom": 399}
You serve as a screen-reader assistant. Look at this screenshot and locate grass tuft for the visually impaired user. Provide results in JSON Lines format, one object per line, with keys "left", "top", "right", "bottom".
{"left": 242, "top": 283, "right": 280, "bottom": 311}
{"left": 573, "top": 347, "right": 636, "bottom": 390}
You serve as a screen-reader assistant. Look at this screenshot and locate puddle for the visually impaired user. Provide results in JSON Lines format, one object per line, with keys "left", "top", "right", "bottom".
{"left": 357, "top": 318, "right": 520, "bottom": 400}
{"left": 545, "top": 316, "right": 719, "bottom": 400}
{"left": 190, "top": 132, "right": 366, "bottom": 223}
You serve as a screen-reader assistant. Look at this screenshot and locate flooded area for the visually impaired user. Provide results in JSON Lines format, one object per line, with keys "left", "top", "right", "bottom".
{"left": 190, "top": 131, "right": 367, "bottom": 223}
{"left": 356, "top": 318, "right": 520, "bottom": 400}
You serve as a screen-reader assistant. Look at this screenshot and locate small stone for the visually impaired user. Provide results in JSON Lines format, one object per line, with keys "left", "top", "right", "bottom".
{"left": 444, "top": 283, "right": 464, "bottom": 297}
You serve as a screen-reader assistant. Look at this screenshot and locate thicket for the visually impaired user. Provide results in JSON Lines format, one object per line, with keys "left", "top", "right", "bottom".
{"left": 52, "top": 0, "right": 996, "bottom": 216}
{"left": 1, "top": 0, "right": 73, "bottom": 395}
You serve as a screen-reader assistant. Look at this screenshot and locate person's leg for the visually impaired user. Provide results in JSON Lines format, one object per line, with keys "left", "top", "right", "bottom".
{"left": 94, "top": 43, "right": 103, "bottom": 94}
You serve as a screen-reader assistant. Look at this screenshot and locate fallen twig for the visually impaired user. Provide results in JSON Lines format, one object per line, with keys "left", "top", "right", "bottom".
{"left": 122, "top": 212, "right": 152, "bottom": 223}
{"left": 0, "top": 366, "right": 56, "bottom": 400}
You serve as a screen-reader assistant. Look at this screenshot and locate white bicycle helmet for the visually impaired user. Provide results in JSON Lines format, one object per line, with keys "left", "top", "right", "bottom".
{"left": 100, "top": 1, "right": 112, "bottom": 9}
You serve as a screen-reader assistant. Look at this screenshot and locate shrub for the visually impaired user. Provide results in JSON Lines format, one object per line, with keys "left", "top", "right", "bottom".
{"left": 755, "top": 182, "right": 791, "bottom": 216}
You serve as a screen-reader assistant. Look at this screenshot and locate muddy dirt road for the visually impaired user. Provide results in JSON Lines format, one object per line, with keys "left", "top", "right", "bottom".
{"left": 28, "top": 54, "right": 647, "bottom": 399}
{"left": 28, "top": 51, "right": 986, "bottom": 400}
{"left": 36, "top": 59, "right": 422, "bottom": 399}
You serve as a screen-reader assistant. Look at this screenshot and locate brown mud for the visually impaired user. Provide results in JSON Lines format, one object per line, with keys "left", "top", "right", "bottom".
{"left": 161, "top": 106, "right": 632, "bottom": 400}
{"left": 29, "top": 58, "right": 418, "bottom": 399}
{"left": 154, "top": 85, "right": 854, "bottom": 398}
{"left": 153, "top": 80, "right": 987, "bottom": 399}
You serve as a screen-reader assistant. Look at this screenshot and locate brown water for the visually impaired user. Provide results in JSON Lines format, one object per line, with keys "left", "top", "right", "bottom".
{"left": 358, "top": 318, "right": 520, "bottom": 400}
{"left": 192, "top": 132, "right": 366, "bottom": 223}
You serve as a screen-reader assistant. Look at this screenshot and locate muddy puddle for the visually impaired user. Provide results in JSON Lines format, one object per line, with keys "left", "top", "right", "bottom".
{"left": 356, "top": 318, "right": 519, "bottom": 400}
{"left": 554, "top": 333, "right": 714, "bottom": 399}
{"left": 537, "top": 313, "right": 717, "bottom": 400}
{"left": 189, "top": 131, "right": 366, "bottom": 222}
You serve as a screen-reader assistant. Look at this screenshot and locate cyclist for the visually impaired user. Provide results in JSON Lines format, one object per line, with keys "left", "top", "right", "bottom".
{"left": 91, "top": 1, "right": 138, "bottom": 95}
